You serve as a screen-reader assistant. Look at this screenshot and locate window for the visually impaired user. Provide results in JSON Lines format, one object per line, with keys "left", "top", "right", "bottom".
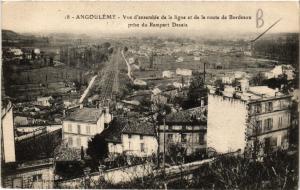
{"left": 32, "top": 174, "right": 42, "bottom": 182}
{"left": 278, "top": 117, "right": 282, "bottom": 128}
{"left": 77, "top": 125, "right": 81, "bottom": 134}
{"left": 199, "top": 133, "right": 205, "bottom": 145}
{"left": 266, "top": 102, "right": 273, "bottom": 112}
{"left": 255, "top": 120, "right": 262, "bottom": 134}
{"left": 264, "top": 118, "right": 273, "bottom": 131}
{"left": 181, "top": 134, "right": 187, "bottom": 143}
{"left": 68, "top": 137, "right": 73, "bottom": 146}
{"left": 182, "top": 126, "right": 186, "bottom": 130}
{"left": 141, "top": 143, "right": 145, "bottom": 152}
{"left": 140, "top": 135, "right": 143, "bottom": 140}
{"left": 253, "top": 104, "right": 262, "bottom": 114}
{"left": 86, "top": 125, "right": 91, "bottom": 134}
{"left": 167, "top": 134, "right": 173, "bottom": 142}
{"left": 128, "top": 134, "right": 132, "bottom": 139}
{"left": 76, "top": 137, "right": 81, "bottom": 147}
{"left": 264, "top": 137, "right": 271, "bottom": 153}
{"left": 270, "top": 137, "right": 277, "bottom": 147}
{"left": 68, "top": 124, "right": 72, "bottom": 132}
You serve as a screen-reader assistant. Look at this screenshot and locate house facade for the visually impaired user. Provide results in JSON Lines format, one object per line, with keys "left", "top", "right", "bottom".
{"left": 62, "top": 107, "right": 112, "bottom": 149}
{"left": 207, "top": 86, "right": 292, "bottom": 155}
{"left": 121, "top": 120, "right": 158, "bottom": 157}
{"left": 158, "top": 107, "right": 207, "bottom": 156}
{"left": 2, "top": 158, "right": 54, "bottom": 189}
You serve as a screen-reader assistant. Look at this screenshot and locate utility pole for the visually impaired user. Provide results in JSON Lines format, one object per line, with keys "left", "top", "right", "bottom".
{"left": 163, "top": 117, "right": 166, "bottom": 172}
{"left": 203, "top": 62, "right": 206, "bottom": 84}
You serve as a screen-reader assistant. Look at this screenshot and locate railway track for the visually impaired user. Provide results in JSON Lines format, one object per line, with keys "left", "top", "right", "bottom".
{"left": 94, "top": 48, "right": 122, "bottom": 105}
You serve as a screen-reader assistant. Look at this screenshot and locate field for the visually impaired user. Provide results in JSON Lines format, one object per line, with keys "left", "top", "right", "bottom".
{"left": 132, "top": 53, "right": 276, "bottom": 87}
{"left": 4, "top": 64, "right": 93, "bottom": 101}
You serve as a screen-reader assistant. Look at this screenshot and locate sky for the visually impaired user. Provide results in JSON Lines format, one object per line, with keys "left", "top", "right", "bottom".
{"left": 2, "top": 1, "right": 299, "bottom": 36}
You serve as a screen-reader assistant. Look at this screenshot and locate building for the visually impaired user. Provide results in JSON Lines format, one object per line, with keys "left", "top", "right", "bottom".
{"left": 121, "top": 119, "right": 158, "bottom": 157}
{"left": 162, "top": 70, "right": 174, "bottom": 78}
{"left": 158, "top": 107, "right": 207, "bottom": 156}
{"left": 105, "top": 118, "right": 127, "bottom": 155}
{"left": 264, "top": 65, "right": 295, "bottom": 80}
{"left": 1, "top": 100, "right": 16, "bottom": 163}
{"left": 176, "top": 57, "right": 184, "bottom": 63}
{"left": 133, "top": 79, "right": 147, "bottom": 86}
{"left": 36, "top": 96, "right": 53, "bottom": 107}
{"left": 62, "top": 107, "right": 112, "bottom": 149}
{"left": 105, "top": 117, "right": 158, "bottom": 157}
{"left": 2, "top": 158, "right": 54, "bottom": 189}
{"left": 176, "top": 68, "right": 192, "bottom": 76}
{"left": 194, "top": 56, "right": 200, "bottom": 61}
{"left": 221, "top": 75, "right": 235, "bottom": 84}
{"left": 207, "top": 86, "right": 292, "bottom": 155}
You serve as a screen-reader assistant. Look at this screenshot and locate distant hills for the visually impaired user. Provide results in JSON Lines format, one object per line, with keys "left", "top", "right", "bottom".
{"left": 2, "top": 29, "right": 49, "bottom": 47}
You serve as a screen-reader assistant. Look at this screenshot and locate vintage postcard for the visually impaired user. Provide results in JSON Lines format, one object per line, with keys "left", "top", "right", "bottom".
{"left": 1, "top": 1, "right": 299, "bottom": 189}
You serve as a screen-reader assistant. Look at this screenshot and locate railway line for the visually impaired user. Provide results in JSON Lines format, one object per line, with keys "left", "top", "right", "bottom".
{"left": 93, "top": 48, "right": 123, "bottom": 105}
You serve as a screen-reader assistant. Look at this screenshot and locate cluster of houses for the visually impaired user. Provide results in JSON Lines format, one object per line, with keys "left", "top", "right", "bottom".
{"left": 3, "top": 47, "right": 42, "bottom": 60}
{"left": 1, "top": 60, "right": 298, "bottom": 188}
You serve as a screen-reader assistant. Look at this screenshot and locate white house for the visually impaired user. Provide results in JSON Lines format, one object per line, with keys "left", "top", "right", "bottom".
{"left": 176, "top": 68, "right": 192, "bottom": 76}
{"left": 62, "top": 107, "right": 112, "bottom": 149}
{"left": 194, "top": 56, "right": 200, "bottom": 61}
{"left": 34, "top": 48, "right": 41, "bottom": 55}
{"left": 134, "top": 79, "right": 147, "bottom": 86}
{"left": 173, "top": 82, "right": 183, "bottom": 89}
{"left": 1, "top": 100, "right": 16, "bottom": 163}
{"left": 221, "top": 75, "right": 235, "bottom": 84}
{"left": 9, "top": 48, "right": 23, "bottom": 56}
{"left": 264, "top": 65, "right": 295, "bottom": 80}
{"left": 106, "top": 118, "right": 158, "bottom": 157}
{"left": 162, "top": 70, "right": 174, "bottom": 78}
{"left": 36, "top": 96, "right": 53, "bottom": 107}
{"left": 122, "top": 120, "right": 157, "bottom": 157}
{"left": 176, "top": 57, "right": 184, "bottom": 63}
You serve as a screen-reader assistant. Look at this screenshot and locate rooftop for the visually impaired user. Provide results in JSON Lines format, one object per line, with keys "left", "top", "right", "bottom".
{"left": 164, "top": 107, "right": 207, "bottom": 124}
{"left": 105, "top": 117, "right": 128, "bottom": 143}
{"left": 248, "top": 86, "right": 282, "bottom": 97}
{"left": 64, "top": 107, "right": 103, "bottom": 124}
{"left": 122, "top": 119, "right": 156, "bottom": 136}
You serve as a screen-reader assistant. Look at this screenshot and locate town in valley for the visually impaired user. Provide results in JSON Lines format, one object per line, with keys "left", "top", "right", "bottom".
{"left": 1, "top": 14, "right": 299, "bottom": 189}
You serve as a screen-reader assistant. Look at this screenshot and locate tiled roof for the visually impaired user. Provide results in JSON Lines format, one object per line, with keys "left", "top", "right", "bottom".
{"left": 122, "top": 119, "right": 156, "bottom": 136}
{"left": 105, "top": 117, "right": 128, "bottom": 143}
{"left": 64, "top": 107, "right": 103, "bottom": 124}
{"left": 164, "top": 107, "right": 207, "bottom": 124}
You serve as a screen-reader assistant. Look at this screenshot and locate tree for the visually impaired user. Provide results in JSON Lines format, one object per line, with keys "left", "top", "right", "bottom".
{"left": 186, "top": 74, "right": 207, "bottom": 108}
{"left": 86, "top": 133, "right": 108, "bottom": 164}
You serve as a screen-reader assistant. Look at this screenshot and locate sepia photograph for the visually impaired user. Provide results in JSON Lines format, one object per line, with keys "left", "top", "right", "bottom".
{"left": 1, "top": 1, "right": 299, "bottom": 189}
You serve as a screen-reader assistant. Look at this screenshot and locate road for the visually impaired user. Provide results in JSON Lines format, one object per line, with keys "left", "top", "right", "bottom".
{"left": 79, "top": 75, "right": 97, "bottom": 104}
{"left": 121, "top": 50, "right": 133, "bottom": 81}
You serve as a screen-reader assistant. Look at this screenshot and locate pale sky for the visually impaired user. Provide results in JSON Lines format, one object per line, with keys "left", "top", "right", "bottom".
{"left": 2, "top": 1, "right": 299, "bottom": 36}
